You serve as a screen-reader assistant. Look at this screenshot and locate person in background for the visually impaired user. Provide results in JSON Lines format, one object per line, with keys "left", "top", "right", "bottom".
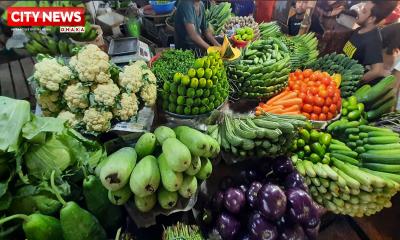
{"left": 342, "top": 1, "right": 397, "bottom": 84}
{"left": 288, "top": 1, "right": 323, "bottom": 36}
{"left": 174, "top": 0, "right": 220, "bottom": 55}
{"left": 315, "top": 0, "right": 346, "bottom": 32}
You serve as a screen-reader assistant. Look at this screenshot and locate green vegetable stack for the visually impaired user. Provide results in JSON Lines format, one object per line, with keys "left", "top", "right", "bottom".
{"left": 355, "top": 75, "right": 397, "bottom": 121}
{"left": 98, "top": 126, "right": 219, "bottom": 212}
{"left": 160, "top": 52, "right": 229, "bottom": 115}
{"left": 25, "top": 32, "right": 81, "bottom": 57}
{"left": 307, "top": 53, "right": 364, "bottom": 98}
{"left": 259, "top": 21, "right": 282, "bottom": 38}
{"left": 209, "top": 113, "right": 307, "bottom": 159}
{"left": 205, "top": 2, "right": 232, "bottom": 35}
{"left": 227, "top": 38, "right": 290, "bottom": 99}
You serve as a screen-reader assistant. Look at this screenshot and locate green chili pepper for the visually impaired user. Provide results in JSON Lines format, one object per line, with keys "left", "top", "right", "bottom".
{"left": 33, "top": 195, "right": 62, "bottom": 215}
{"left": 83, "top": 175, "right": 123, "bottom": 233}
{"left": 51, "top": 172, "right": 107, "bottom": 240}
{"left": 0, "top": 213, "right": 63, "bottom": 240}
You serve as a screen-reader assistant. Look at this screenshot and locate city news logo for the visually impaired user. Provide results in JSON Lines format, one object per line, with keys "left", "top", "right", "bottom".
{"left": 7, "top": 7, "right": 85, "bottom": 32}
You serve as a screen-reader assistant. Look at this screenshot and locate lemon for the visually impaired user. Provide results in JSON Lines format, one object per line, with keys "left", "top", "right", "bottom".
{"left": 206, "top": 80, "right": 213, "bottom": 88}
{"left": 204, "top": 58, "right": 210, "bottom": 69}
{"left": 199, "top": 78, "right": 207, "bottom": 88}
{"left": 181, "top": 75, "right": 190, "bottom": 86}
{"left": 173, "top": 72, "right": 182, "bottom": 84}
{"left": 190, "top": 78, "right": 199, "bottom": 88}
{"left": 196, "top": 68, "right": 205, "bottom": 78}
{"left": 194, "top": 58, "right": 204, "bottom": 69}
{"left": 204, "top": 68, "right": 213, "bottom": 79}
{"left": 209, "top": 57, "right": 215, "bottom": 67}
{"left": 188, "top": 68, "right": 197, "bottom": 78}
{"left": 177, "top": 96, "right": 185, "bottom": 105}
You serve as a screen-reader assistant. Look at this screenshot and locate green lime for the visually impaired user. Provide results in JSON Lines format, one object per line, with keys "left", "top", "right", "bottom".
{"left": 204, "top": 68, "right": 213, "bottom": 79}
{"left": 194, "top": 58, "right": 204, "bottom": 69}
{"left": 173, "top": 72, "right": 182, "bottom": 84}
{"left": 177, "top": 96, "right": 185, "bottom": 105}
{"left": 304, "top": 145, "right": 311, "bottom": 155}
{"left": 162, "top": 101, "right": 168, "bottom": 110}
{"left": 201, "top": 98, "right": 209, "bottom": 105}
{"left": 197, "top": 68, "right": 205, "bottom": 78}
{"left": 203, "top": 89, "right": 210, "bottom": 97}
{"left": 209, "top": 57, "right": 215, "bottom": 66}
{"left": 168, "top": 94, "right": 176, "bottom": 103}
{"left": 192, "top": 107, "right": 199, "bottom": 115}
{"left": 190, "top": 78, "right": 199, "bottom": 88}
{"left": 168, "top": 103, "right": 176, "bottom": 112}
{"left": 212, "top": 75, "right": 218, "bottom": 82}
{"left": 200, "top": 106, "right": 207, "bottom": 114}
{"left": 170, "top": 83, "right": 177, "bottom": 93}
{"left": 204, "top": 58, "right": 210, "bottom": 69}
{"left": 176, "top": 105, "right": 184, "bottom": 114}
{"left": 194, "top": 98, "right": 201, "bottom": 106}
{"left": 163, "top": 82, "right": 170, "bottom": 91}
{"left": 208, "top": 103, "right": 215, "bottom": 111}
{"left": 209, "top": 95, "right": 216, "bottom": 102}
{"left": 187, "top": 88, "right": 195, "bottom": 98}
{"left": 177, "top": 85, "right": 187, "bottom": 96}
{"left": 184, "top": 106, "right": 191, "bottom": 115}
{"left": 199, "top": 78, "right": 207, "bottom": 88}
{"left": 181, "top": 75, "right": 190, "bottom": 86}
{"left": 196, "top": 89, "right": 203, "bottom": 97}
{"left": 297, "top": 150, "right": 305, "bottom": 159}
{"left": 188, "top": 68, "right": 197, "bottom": 78}
{"left": 186, "top": 98, "right": 194, "bottom": 106}
{"left": 206, "top": 80, "right": 213, "bottom": 88}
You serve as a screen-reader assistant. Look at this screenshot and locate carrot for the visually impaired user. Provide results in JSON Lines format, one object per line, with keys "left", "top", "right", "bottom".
{"left": 273, "top": 98, "right": 302, "bottom": 107}
{"left": 266, "top": 91, "right": 290, "bottom": 105}
{"left": 267, "top": 108, "right": 286, "bottom": 114}
{"left": 272, "top": 91, "right": 298, "bottom": 103}
{"left": 282, "top": 111, "right": 301, "bottom": 115}
{"left": 255, "top": 110, "right": 262, "bottom": 116}
{"left": 256, "top": 106, "right": 263, "bottom": 112}
{"left": 263, "top": 105, "right": 283, "bottom": 111}
{"left": 282, "top": 105, "right": 300, "bottom": 112}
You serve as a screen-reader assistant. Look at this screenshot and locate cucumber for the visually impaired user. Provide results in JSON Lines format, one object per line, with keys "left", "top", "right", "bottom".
{"left": 355, "top": 147, "right": 366, "bottom": 154}
{"left": 359, "top": 125, "right": 393, "bottom": 133}
{"left": 364, "top": 143, "right": 400, "bottom": 151}
{"left": 365, "top": 136, "right": 399, "bottom": 145}
{"left": 360, "top": 152, "right": 400, "bottom": 165}
{"left": 329, "top": 144, "right": 352, "bottom": 152}
{"left": 368, "top": 131, "right": 399, "bottom": 138}
{"left": 362, "top": 168, "right": 400, "bottom": 184}
{"left": 320, "top": 164, "right": 338, "bottom": 181}
{"left": 362, "top": 163, "right": 400, "bottom": 173}
{"left": 367, "top": 98, "right": 396, "bottom": 121}
{"left": 332, "top": 166, "right": 360, "bottom": 190}
{"left": 359, "top": 75, "right": 396, "bottom": 105}
{"left": 359, "top": 132, "right": 368, "bottom": 139}
{"left": 233, "top": 119, "right": 257, "bottom": 139}
{"left": 330, "top": 150, "right": 358, "bottom": 158}
{"left": 345, "top": 128, "right": 360, "bottom": 135}
{"left": 332, "top": 159, "right": 372, "bottom": 187}
{"left": 331, "top": 139, "right": 346, "bottom": 146}
{"left": 331, "top": 153, "right": 359, "bottom": 165}
{"left": 370, "top": 89, "right": 395, "bottom": 110}
{"left": 349, "top": 134, "right": 360, "bottom": 141}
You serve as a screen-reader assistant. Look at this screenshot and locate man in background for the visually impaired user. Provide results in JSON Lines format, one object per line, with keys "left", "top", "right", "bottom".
{"left": 342, "top": 1, "right": 397, "bottom": 84}
{"left": 288, "top": 0, "right": 323, "bottom": 36}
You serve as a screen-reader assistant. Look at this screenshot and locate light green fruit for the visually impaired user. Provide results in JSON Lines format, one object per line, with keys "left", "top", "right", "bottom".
{"left": 159, "top": 154, "right": 183, "bottom": 192}
{"left": 100, "top": 147, "right": 137, "bottom": 191}
{"left": 185, "top": 155, "right": 202, "bottom": 176}
{"left": 178, "top": 175, "right": 198, "bottom": 198}
{"left": 134, "top": 194, "right": 157, "bottom": 213}
{"left": 196, "top": 158, "right": 213, "bottom": 180}
{"left": 157, "top": 187, "right": 178, "bottom": 210}
{"left": 162, "top": 138, "right": 192, "bottom": 172}
{"left": 154, "top": 126, "right": 176, "bottom": 145}
{"left": 129, "top": 155, "right": 160, "bottom": 197}
{"left": 174, "top": 126, "right": 210, "bottom": 157}
{"left": 203, "top": 135, "right": 220, "bottom": 158}
{"left": 135, "top": 133, "right": 156, "bottom": 159}
{"left": 108, "top": 185, "right": 132, "bottom": 206}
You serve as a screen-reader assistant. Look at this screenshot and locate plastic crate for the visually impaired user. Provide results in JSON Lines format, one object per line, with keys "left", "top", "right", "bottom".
{"left": 231, "top": 0, "right": 255, "bottom": 17}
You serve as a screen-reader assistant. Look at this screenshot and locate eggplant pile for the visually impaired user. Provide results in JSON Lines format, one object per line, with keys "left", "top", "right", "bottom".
{"left": 206, "top": 157, "right": 322, "bottom": 240}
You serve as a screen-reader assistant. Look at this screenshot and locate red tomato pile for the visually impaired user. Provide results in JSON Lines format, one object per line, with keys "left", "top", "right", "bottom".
{"left": 288, "top": 69, "right": 342, "bottom": 121}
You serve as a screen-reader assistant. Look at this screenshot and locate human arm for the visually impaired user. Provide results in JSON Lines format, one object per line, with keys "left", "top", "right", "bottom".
{"left": 185, "top": 23, "right": 210, "bottom": 50}
{"left": 204, "top": 28, "right": 220, "bottom": 46}
{"left": 362, "top": 63, "right": 385, "bottom": 83}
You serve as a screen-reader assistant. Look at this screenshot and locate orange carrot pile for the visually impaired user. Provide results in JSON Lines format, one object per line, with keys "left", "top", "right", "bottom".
{"left": 255, "top": 91, "right": 303, "bottom": 116}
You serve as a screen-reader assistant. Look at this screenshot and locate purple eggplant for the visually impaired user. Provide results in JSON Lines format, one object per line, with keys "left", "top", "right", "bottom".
{"left": 248, "top": 212, "right": 278, "bottom": 240}
{"left": 286, "top": 188, "right": 314, "bottom": 225}
{"left": 219, "top": 176, "right": 235, "bottom": 191}
{"left": 237, "top": 232, "right": 251, "bottom": 240}
{"left": 312, "top": 201, "right": 326, "bottom": 217}
{"left": 257, "top": 184, "right": 287, "bottom": 221}
{"left": 217, "top": 212, "right": 241, "bottom": 240}
{"left": 284, "top": 172, "right": 309, "bottom": 193}
{"left": 246, "top": 181, "right": 263, "bottom": 208}
{"left": 224, "top": 188, "right": 246, "bottom": 214}
{"left": 304, "top": 204, "right": 320, "bottom": 229}
{"left": 239, "top": 184, "right": 248, "bottom": 193}
{"left": 304, "top": 221, "right": 320, "bottom": 240}
{"left": 279, "top": 224, "right": 305, "bottom": 240}
{"left": 212, "top": 191, "right": 225, "bottom": 212}
{"left": 272, "top": 156, "right": 294, "bottom": 178}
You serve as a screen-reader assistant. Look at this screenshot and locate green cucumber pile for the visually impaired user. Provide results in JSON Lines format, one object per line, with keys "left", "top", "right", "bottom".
{"left": 259, "top": 21, "right": 282, "bottom": 38}
{"left": 98, "top": 126, "right": 219, "bottom": 212}
{"left": 160, "top": 52, "right": 229, "bottom": 115}
{"left": 205, "top": 2, "right": 232, "bottom": 35}
{"left": 208, "top": 113, "right": 307, "bottom": 158}
{"left": 355, "top": 75, "right": 397, "bottom": 121}
{"left": 227, "top": 38, "right": 290, "bottom": 99}
{"left": 307, "top": 53, "right": 364, "bottom": 98}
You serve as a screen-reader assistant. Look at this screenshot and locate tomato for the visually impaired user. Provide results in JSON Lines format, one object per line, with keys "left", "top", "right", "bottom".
{"left": 315, "top": 96, "right": 325, "bottom": 107}
{"left": 332, "top": 95, "right": 339, "bottom": 104}
{"left": 327, "top": 112, "right": 334, "bottom": 120}
{"left": 305, "top": 94, "right": 314, "bottom": 104}
{"left": 337, "top": 100, "right": 342, "bottom": 109}
{"left": 322, "top": 106, "right": 329, "bottom": 114}
{"left": 321, "top": 77, "right": 331, "bottom": 86}
{"left": 304, "top": 78, "right": 310, "bottom": 82}
{"left": 310, "top": 74, "right": 318, "bottom": 82}
{"left": 313, "top": 106, "right": 322, "bottom": 114}
{"left": 318, "top": 88, "right": 328, "bottom": 98}
{"left": 329, "top": 104, "right": 337, "bottom": 114}
{"left": 289, "top": 80, "right": 296, "bottom": 90}
{"left": 303, "top": 104, "right": 313, "bottom": 113}
{"left": 299, "top": 92, "right": 307, "bottom": 101}
{"left": 322, "top": 72, "right": 330, "bottom": 78}
{"left": 300, "top": 84, "right": 308, "bottom": 93}
{"left": 327, "top": 86, "right": 335, "bottom": 97}
{"left": 318, "top": 113, "right": 327, "bottom": 121}
{"left": 310, "top": 113, "right": 319, "bottom": 121}
{"left": 325, "top": 97, "right": 333, "bottom": 106}
{"left": 297, "top": 75, "right": 304, "bottom": 81}
{"left": 293, "top": 83, "right": 301, "bottom": 91}
{"left": 307, "top": 81, "right": 315, "bottom": 87}
{"left": 302, "top": 112, "right": 311, "bottom": 119}
{"left": 303, "top": 69, "right": 313, "bottom": 77}
{"left": 310, "top": 87, "right": 318, "bottom": 95}
{"left": 295, "top": 69, "right": 303, "bottom": 77}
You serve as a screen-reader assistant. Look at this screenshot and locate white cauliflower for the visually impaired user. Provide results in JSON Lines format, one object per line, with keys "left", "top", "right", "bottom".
{"left": 133, "top": 60, "right": 147, "bottom": 68}
{"left": 57, "top": 110, "right": 81, "bottom": 127}
{"left": 118, "top": 63, "right": 143, "bottom": 93}
{"left": 34, "top": 58, "right": 72, "bottom": 91}
{"left": 83, "top": 108, "right": 113, "bottom": 132}
{"left": 142, "top": 69, "right": 157, "bottom": 84}
{"left": 64, "top": 83, "right": 89, "bottom": 111}
{"left": 93, "top": 82, "right": 120, "bottom": 107}
{"left": 69, "top": 44, "right": 111, "bottom": 83}
{"left": 140, "top": 83, "right": 157, "bottom": 106}
{"left": 113, "top": 93, "right": 139, "bottom": 121}
{"left": 37, "top": 91, "right": 61, "bottom": 116}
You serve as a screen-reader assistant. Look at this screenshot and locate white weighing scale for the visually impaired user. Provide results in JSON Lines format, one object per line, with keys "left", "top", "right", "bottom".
{"left": 108, "top": 37, "right": 152, "bottom": 65}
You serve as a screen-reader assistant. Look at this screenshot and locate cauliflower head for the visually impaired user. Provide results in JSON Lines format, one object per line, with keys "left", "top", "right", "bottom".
{"left": 34, "top": 58, "right": 72, "bottom": 91}
{"left": 57, "top": 110, "right": 81, "bottom": 127}
{"left": 133, "top": 60, "right": 147, "bottom": 68}
{"left": 140, "top": 83, "right": 157, "bottom": 106}
{"left": 64, "top": 83, "right": 89, "bottom": 111}
{"left": 69, "top": 44, "right": 111, "bottom": 83}
{"left": 142, "top": 69, "right": 157, "bottom": 85}
{"left": 118, "top": 63, "right": 143, "bottom": 93}
{"left": 113, "top": 93, "right": 139, "bottom": 121}
{"left": 83, "top": 108, "right": 113, "bottom": 132}
{"left": 93, "top": 82, "right": 120, "bottom": 107}
{"left": 37, "top": 91, "right": 61, "bottom": 116}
